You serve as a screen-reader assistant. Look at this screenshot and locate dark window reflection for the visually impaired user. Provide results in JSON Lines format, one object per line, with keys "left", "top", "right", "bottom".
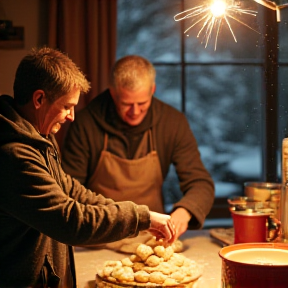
{"left": 186, "top": 65, "right": 262, "bottom": 195}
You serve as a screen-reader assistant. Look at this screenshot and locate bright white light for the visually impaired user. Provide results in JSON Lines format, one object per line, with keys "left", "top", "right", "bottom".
{"left": 210, "top": 0, "right": 227, "bottom": 17}
{"left": 174, "top": 0, "right": 259, "bottom": 50}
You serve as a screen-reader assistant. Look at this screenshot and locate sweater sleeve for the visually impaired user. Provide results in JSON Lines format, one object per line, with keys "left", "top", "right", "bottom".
{"left": 0, "top": 143, "right": 151, "bottom": 246}
{"left": 157, "top": 108, "right": 215, "bottom": 229}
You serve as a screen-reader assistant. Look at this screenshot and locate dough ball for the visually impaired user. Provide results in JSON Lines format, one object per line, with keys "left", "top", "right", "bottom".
{"left": 172, "top": 239, "right": 184, "bottom": 253}
{"left": 163, "top": 246, "right": 174, "bottom": 261}
{"left": 132, "top": 262, "right": 145, "bottom": 272}
{"left": 111, "top": 267, "right": 124, "bottom": 279}
{"left": 121, "top": 257, "right": 133, "bottom": 267}
{"left": 112, "top": 266, "right": 134, "bottom": 282}
{"left": 154, "top": 245, "right": 165, "bottom": 258}
{"left": 136, "top": 244, "right": 154, "bottom": 261}
{"left": 143, "top": 265, "right": 158, "bottom": 273}
{"left": 145, "top": 236, "right": 164, "bottom": 248}
{"left": 104, "top": 260, "right": 122, "bottom": 268}
{"left": 145, "top": 255, "right": 162, "bottom": 267}
{"left": 103, "top": 266, "right": 114, "bottom": 277}
{"left": 171, "top": 270, "right": 185, "bottom": 282}
{"left": 134, "top": 270, "right": 150, "bottom": 283}
{"left": 97, "top": 269, "right": 104, "bottom": 278}
{"left": 182, "top": 261, "right": 201, "bottom": 277}
{"left": 168, "top": 253, "right": 185, "bottom": 267}
{"left": 149, "top": 271, "right": 167, "bottom": 284}
{"left": 157, "top": 262, "right": 174, "bottom": 275}
{"left": 130, "top": 254, "right": 142, "bottom": 263}
{"left": 164, "top": 277, "right": 179, "bottom": 286}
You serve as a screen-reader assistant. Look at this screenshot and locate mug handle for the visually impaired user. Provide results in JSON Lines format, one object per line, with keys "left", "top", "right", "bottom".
{"left": 267, "top": 217, "right": 281, "bottom": 242}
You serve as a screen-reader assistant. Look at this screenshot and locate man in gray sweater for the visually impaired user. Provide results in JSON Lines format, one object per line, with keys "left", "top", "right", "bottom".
{"left": 0, "top": 47, "right": 175, "bottom": 287}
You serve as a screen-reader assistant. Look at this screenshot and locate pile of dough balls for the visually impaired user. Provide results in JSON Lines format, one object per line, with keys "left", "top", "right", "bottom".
{"left": 97, "top": 239, "right": 201, "bottom": 286}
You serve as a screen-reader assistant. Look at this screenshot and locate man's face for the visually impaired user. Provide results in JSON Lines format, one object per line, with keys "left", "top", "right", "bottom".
{"left": 110, "top": 84, "right": 155, "bottom": 126}
{"left": 36, "top": 87, "right": 80, "bottom": 136}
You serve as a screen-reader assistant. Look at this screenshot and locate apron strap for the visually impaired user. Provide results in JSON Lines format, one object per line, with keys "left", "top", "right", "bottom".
{"left": 150, "top": 128, "right": 157, "bottom": 151}
{"left": 148, "top": 129, "right": 153, "bottom": 152}
{"left": 103, "top": 133, "right": 108, "bottom": 151}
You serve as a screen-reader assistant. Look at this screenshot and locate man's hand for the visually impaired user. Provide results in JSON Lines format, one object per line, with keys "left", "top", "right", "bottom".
{"left": 148, "top": 211, "right": 177, "bottom": 244}
{"left": 170, "top": 207, "right": 192, "bottom": 239}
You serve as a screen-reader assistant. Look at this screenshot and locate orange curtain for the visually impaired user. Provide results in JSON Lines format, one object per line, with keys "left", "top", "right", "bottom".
{"left": 48, "top": 0, "right": 117, "bottom": 148}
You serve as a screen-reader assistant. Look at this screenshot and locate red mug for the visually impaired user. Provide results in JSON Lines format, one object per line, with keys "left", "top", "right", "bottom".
{"left": 232, "top": 211, "right": 280, "bottom": 244}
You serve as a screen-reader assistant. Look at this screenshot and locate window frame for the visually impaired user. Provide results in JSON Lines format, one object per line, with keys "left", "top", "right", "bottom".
{"left": 151, "top": 2, "right": 282, "bottom": 184}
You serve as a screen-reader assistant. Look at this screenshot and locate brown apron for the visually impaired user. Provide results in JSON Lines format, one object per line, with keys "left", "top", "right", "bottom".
{"left": 87, "top": 129, "right": 164, "bottom": 213}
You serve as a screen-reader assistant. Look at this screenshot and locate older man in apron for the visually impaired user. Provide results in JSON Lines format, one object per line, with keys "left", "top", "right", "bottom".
{"left": 62, "top": 55, "right": 215, "bottom": 246}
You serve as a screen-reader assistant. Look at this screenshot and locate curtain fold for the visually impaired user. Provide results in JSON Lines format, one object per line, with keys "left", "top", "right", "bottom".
{"left": 48, "top": 0, "right": 117, "bottom": 148}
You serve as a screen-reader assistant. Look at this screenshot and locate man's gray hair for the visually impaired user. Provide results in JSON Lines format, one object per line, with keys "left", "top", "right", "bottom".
{"left": 109, "top": 55, "right": 156, "bottom": 91}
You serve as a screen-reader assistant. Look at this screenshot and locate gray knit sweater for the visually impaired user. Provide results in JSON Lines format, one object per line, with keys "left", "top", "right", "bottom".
{"left": 0, "top": 94, "right": 150, "bottom": 287}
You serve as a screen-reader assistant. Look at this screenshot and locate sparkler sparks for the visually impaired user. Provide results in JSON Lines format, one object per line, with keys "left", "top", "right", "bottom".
{"left": 174, "top": 0, "right": 260, "bottom": 50}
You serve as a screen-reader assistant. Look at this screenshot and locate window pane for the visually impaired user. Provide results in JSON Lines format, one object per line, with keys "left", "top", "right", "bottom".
{"left": 279, "top": 67, "right": 288, "bottom": 139}
{"left": 154, "top": 65, "right": 182, "bottom": 111}
{"left": 117, "top": 0, "right": 181, "bottom": 62}
{"left": 186, "top": 65, "right": 262, "bottom": 197}
{"left": 279, "top": 7, "right": 288, "bottom": 63}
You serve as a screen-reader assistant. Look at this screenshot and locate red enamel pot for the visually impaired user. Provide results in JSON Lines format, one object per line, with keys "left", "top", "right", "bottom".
{"left": 219, "top": 243, "right": 288, "bottom": 288}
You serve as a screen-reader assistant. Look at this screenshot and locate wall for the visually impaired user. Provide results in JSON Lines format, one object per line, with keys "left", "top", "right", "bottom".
{"left": 0, "top": 0, "right": 48, "bottom": 95}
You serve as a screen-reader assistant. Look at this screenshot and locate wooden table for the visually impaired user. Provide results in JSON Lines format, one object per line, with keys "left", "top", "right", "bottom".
{"left": 74, "top": 229, "right": 223, "bottom": 288}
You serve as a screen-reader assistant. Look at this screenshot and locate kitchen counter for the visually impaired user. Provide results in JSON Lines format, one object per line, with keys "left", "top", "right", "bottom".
{"left": 74, "top": 229, "right": 223, "bottom": 288}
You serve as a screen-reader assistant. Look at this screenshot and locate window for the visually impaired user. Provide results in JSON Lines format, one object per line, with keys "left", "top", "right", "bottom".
{"left": 117, "top": 0, "right": 288, "bottom": 218}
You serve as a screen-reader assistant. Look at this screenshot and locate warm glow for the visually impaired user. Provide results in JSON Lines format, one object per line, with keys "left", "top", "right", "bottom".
{"left": 210, "top": 0, "right": 227, "bottom": 17}
{"left": 174, "top": 0, "right": 259, "bottom": 50}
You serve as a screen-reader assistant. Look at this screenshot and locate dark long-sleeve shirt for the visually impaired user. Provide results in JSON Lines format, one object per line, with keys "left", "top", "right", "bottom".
{"left": 62, "top": 89, "right": 215, "bottom": 230}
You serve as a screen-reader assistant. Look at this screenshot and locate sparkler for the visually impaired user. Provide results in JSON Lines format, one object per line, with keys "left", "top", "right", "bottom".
{"left": 174, "top": 0, "right": 259, "bottom": 50}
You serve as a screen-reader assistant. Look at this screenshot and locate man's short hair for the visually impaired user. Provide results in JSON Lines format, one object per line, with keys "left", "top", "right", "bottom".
{"left": 109, "top": 55, "right": 156, "bottom": 91}
{"left": 13, "top": 47, "right": 91, "bottom": 105}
